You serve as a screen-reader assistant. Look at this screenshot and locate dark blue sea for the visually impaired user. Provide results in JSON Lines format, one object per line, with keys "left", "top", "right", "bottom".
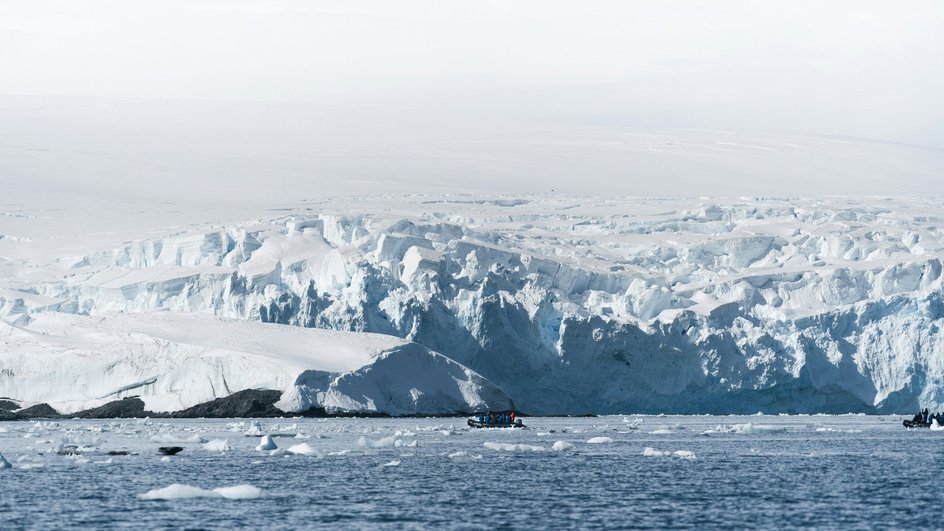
{"left": 0, "top": 415, "right": 936, "bottom": 529}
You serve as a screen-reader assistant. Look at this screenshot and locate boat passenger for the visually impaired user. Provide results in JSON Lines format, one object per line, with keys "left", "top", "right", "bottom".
{"left": 511, "top": 411, "right": 516, "bottom": 422}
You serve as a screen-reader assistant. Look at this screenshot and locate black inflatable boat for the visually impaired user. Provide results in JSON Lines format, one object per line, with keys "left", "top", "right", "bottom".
{"left": 468, "top": 418, "right": 525, "bottom": 429}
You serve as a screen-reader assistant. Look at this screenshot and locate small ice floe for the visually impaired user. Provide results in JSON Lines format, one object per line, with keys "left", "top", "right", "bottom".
{"left": 448, "top": 451, "right": 482, "bottom": 462}
{"left": 483, "top": 442, "right": 545, "bottom": 452}
{"left": 328, "top": 450, "right": 354, "bottom": 457}
{"left": 0, "top": 453, "right": 11, "bottom": 470}
{"left": 268, "top": 449, "right": 289, "bottom": 457}
{"left": 151, "top": 434, "right": 207, "bottom": 444}
{"left": 256, "top": 435, "right": 278, "bottom": 452}
{"left": 19, "top": 463, "right": 44, "bottom": 470}
{"left": 622, "top": 417, "right": 642, "bottom": 429}
{"left": 642, "top": 447, "right": 696, "bottom": 459}
{"left": 552, "top": 441, "right": 576, "bottom": 452}
{"left": 358, "top": 435, "right": 413, "bottom": 448}
{"left": 203, "top": 439, "right": 232, "bottom": 453}
{"left": 931, "top": 420, "right": 944, "bottom": 431}
{"left": 586, "top": 437, "right": 613, "bottom": 444}
{"left": 244, "top": 422, "right": 265, "bottom": 437}
{"left": 381, "top": 459, "right": 401, "bottom": 468}
{"left": 642, "top": 447, "right": 671, "bottom": 457}
{"left": 704, "top": 423, "right": 787, "bottom": 435}
{"left": 138, "top": 484, "right": 263, "bottom": 500}
{"left": 160, "top": 456, "right": 172, "bottom": 464}
{"left": 286, "top": 443, "right": 323, "bottom": 458}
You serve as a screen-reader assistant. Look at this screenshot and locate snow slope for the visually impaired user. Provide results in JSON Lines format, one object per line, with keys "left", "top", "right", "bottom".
{"left": 2, "top": 193, "right": 943, "bottom": 414}
{"left": 0, "top": 312, "right": 513, "bottom": 415}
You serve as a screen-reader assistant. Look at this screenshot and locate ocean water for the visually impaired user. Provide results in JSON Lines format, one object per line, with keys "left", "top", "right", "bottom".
{"left": 0, "top": 415, "right": 937, "bottom": 529}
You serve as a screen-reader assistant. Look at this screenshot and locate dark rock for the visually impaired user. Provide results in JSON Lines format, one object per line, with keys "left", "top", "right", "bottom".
{"left": 0, "top": 399, "right": 19, "bottom": 412}
{"left": 172, "top": 389, "right": 284, "bottom": 418}
{"left": 158, "top": 446, "right": 184, "bottom": 456}
{"left": 14, "top": 403, "right": 61, "bottom": 419}
{"left": 72, "top": 397, "right": 153, "bottom": 419}
{"left": 107, "top": 450, "right": 132, "bottom": 456}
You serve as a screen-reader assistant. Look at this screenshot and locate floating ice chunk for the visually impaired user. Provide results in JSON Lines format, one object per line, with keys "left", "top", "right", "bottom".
{"left": 269, "top": 448, "right": 289, "bottom": 457}
{"left": 931, "top": 420, "right": 944, "bottom": 431}
{"left": 256, "top": 435, "right": 278, "bottom": 451}
{"left": 642, "top": 447, "right": 695, "bottom": 459}
{"left": 649, "top": 429, "right": 673, "bottom": 435}
{"left": 552, "top": 441, "right": 575, "bottom": 452}
{"left": 287, "top": 443, "right": 323, "bottom": 458}
{"left": 382, "top": 459, "right": 401, "bottom": 468}
{"left": 729, "top": 423, "right": 787, "bottom": 434}
{"left": 213, "top": 485, "right": 264, "bottom": 499}
{"left": 448, "top": 451, "right": 482, "bottom": 462}
{"left": 244, "top": 421, "right": 264, "bottom": 437}
{"left": 586, "top": 437, "right": 613, "bottom": 444}
{"left": 483, "top": 442, "right": 545, "bottom": 452}
{"left": 150, "top": 434, "right": 207, "bottom": 444}
{"left": 642, "top": 447, "right": 671, "bottom": 457}
{"left": 160, "top": 456, "right": 172, "bottom": 463}
{"left": 138, "top": 484, "right": 262, "bottom": 500}
{"left": 203, "top": 439, "right": 232, "bottom": 453}
{"left": 328, "top": 450, "right": 354, "bottom": 457}
{"left": 358, "top": 435, "right": 401, "bottom": 448}
{"left": 0, "top": 453, "right": 11, "bottom": 470}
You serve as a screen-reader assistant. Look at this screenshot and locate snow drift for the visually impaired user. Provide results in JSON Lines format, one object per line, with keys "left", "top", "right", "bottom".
{"left": 0, "top": 312, "right": 512, "bottom": 415}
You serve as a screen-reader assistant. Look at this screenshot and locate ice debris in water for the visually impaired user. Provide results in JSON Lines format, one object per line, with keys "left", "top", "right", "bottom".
{"left": 642, "top": 447, "right": 696, "bottom": 459}
{"left": 0, "top": 453, "right": 11, "bottom": 470}
{"left": 138, "top": 484, "right": 263, "bottom": 500}
{"left": 151, "top": 433, "right": 207, "bottom": 444}
{"left": 931, "top": 420, "right": 944, "bottom": 431}
{"left": 203, "top": 439, "right": 232, "bottom": 453}
{"left": 382, "top": 459, "right": 401, "bottom": 468}
{"left": 160, "top": 456, "right": 172, "bottom": 464}
{"left": 357, "top": 434, "right": 415, "bottom": 448}
{"left": 702, "top": 423, "right": 787, "bottom": 435}
{"left": 286, "top": 443, "right": 323, "bottom": 458}
{"left": 447, "top": 451, "right": 482, "bottom": 462}
{"left": 483, "top": 442, "right": 545, "bottom": 452}
{"left": 245, "top": 422, "right": 265, "bottom": 437}
{"left": 256, "top": 435, "right": 278, "bottom": 451}
{"left": 586, "top": 437, "right": 613, "bottom": 444}
{"left": 552, "top": 441, "right": 576, "bottom": 452}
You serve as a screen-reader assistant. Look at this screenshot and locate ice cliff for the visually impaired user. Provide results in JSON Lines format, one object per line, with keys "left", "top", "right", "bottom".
{"left": 2, "top": 195, "right": 943, "bottom": 414}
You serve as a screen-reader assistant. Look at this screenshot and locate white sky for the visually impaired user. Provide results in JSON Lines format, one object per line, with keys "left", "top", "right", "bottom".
{"left": 2, "top": 0, "right": 943, "bottom": 146}
{"left": 0, "top": 1, "right": 942, "bottom": 204}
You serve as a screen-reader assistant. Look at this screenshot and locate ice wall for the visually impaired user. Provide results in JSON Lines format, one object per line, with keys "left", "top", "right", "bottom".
{"left": 2, "top": 195, "right": 943, "bottom": 414}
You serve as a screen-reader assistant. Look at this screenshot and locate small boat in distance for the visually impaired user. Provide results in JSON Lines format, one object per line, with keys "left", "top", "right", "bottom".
{"left": 468, "top": 411, "right": 525, "bottom": 429}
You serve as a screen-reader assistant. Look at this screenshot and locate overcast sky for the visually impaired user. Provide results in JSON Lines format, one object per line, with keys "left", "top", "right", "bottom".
{"left": 2, "top": 0, "right": 943, "bottom": 147}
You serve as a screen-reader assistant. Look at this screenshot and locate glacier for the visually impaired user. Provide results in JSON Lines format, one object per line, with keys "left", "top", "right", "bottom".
{"left": 2, "top": 193, "right": 943, "bottom": 414}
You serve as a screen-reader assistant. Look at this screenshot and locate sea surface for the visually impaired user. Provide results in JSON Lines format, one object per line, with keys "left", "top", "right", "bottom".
{"left": 0, "top": 415, "right": 937, "bottom": 529}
